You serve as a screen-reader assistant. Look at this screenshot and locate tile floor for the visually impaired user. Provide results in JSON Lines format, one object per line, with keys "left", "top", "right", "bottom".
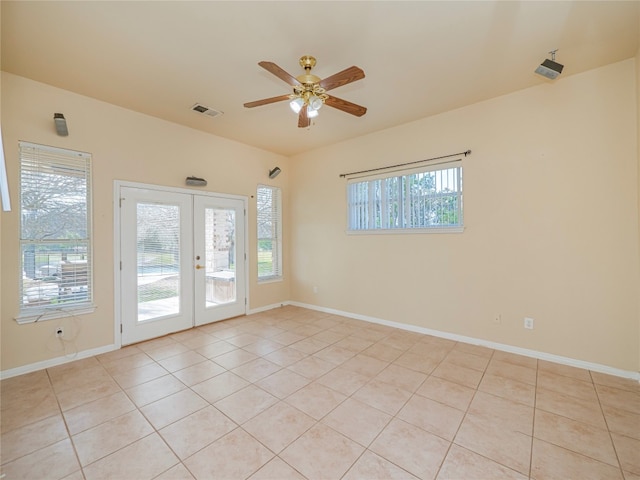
{"left": 1, "top": 306, "right": 639, "bottom": 479}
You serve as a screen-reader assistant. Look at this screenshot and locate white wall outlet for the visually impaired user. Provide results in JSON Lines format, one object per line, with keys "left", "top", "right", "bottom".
{"left": 524, "top": 317, "right": 534, "bottom": 330}
{"left": 494, "top": 314, "right": 502, "bottom": 325}
{"left": 55, "top": 327, "right": 64, "bottom": 338}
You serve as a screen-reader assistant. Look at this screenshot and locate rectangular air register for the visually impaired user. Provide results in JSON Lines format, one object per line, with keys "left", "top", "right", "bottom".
{"left": 191, "top": 103, "right": 223, "bottom": 118}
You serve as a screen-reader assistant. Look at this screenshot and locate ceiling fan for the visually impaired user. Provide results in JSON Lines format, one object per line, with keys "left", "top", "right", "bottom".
{"left": 244, "top": 55, "right": 367, "bottom": 128}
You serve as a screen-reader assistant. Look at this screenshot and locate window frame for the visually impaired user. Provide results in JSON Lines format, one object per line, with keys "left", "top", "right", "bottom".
{"left": 256, "top": 184, "right": 282, "bottom": 283}
{"left": 346, "top": 161, "right": 464, "bottom": 234}
{"left": 16, "top": 142, "right": 94, "bottom": 324}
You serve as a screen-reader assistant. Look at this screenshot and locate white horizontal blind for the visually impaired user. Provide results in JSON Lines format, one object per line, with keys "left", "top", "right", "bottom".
{"left": 348, "top": 161, "right": 462, "bottom": 231}
{"left": 19, "top": 142, "right": 92, "bottom": 313}
{"left": 257, "top": 185, "right": 282, "bottom": 280}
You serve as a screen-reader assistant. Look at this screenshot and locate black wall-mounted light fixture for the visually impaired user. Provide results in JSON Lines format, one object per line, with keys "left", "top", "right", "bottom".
{"left": 54, "top": 113, "right": 68, "bottom": 136}
{"left": 268, "top": 167, "right": 281, "bottom": 179}
{"left": 186, "top": 176, "right": 207, "bottom": 186}
{"left": 535, "top": 49, "right": 564, "bottom": 80}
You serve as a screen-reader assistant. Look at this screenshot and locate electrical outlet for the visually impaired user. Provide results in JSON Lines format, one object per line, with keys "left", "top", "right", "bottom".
{"left": 494, "top": 314, "right": 502, "bottom": 325}
{"left": 524, "top": 317, "right": 534, "bottom": 330}
{"left": 55, "top": 327, "right": 64, "bottom": 338}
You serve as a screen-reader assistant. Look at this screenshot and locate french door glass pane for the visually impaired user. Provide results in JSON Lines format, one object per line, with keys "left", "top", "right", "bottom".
{"left": 137, "top": 203, "right": 180, "bottom": 321}
{"left": 205, "top": 208, "right": 236, "bottom": 306}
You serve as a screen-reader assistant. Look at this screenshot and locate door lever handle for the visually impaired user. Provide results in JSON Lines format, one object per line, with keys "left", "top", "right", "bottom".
{"left": 195, "top": 264, "right": 203, "bottom": 270}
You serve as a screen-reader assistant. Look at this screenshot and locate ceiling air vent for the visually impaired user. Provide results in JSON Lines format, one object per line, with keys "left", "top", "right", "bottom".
{"left": 191, "top": 103, "right": 223, "bottom": 118}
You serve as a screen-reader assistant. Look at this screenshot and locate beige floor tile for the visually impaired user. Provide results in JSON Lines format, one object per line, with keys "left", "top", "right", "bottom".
{"left": 154, "top": 463, "right": 196, "bottom": 480}
{"left": 243, "top": 401, "right": 316, "bottom": 453}
{"left": 1, "top": 414, "right": 68, "bottom": 464}
{"left": 531, "top": 438, "right": 623, "bottom": 480}
{"left": 214, "top": 385, "right": 278, "bottom": 424}
{"left": 343, "top": 450, "right": 419, "bottom": 480}
{"left": 322, "top": 397, "right": 392, "bottom": 447}
{"left": 72, "top": 409, "right": 153, "bottom": 466}
{"left": 157, "top": 351, "right": 208, "bottom": 373}
{"left": 289, "top": 337, "right": 330, "bottom": 355}
{"left": 533, "top": 409, "right": 618, "bottom": 466}
{"left": 312, "top": 345, "right": 357, "bottom": 365}
{"left": 111, "top": 362, "right": 169, "bottom": 390}
{"left": 171, "top": 360, "right": 225, "bottom": 386}
{"left": 432, "top": 361, "right": 484, "bottom": 389}
{"left": 178, "top": 332, "right": 218, "bottom": 350}
{"left": 612, "top": 433, "right": 640, "bottom": 475}
{"left": 271, "top": 331, "right": 307, "bottom": 346}
{"left": 144, "top": 342, "right": 190, "bottom": 361}
{"left": 591, "top": 371, "right": 640, "bottom": 394}
{"left": 140, "top": 389, "right": 208, "bottom": 429}
{"left": 0, "top": 438, "right": 80, "bottom": 480}
{"left": 361, "top": 342, "right": 405, "bottom": 362}
{"left": 194, "top": 339, "right": 237, "bottom": 358}
{"left": 231, "top": 358, "right": 281, "bottom": 383}
{"left": 50, "top": 365, "right": 113, "bottom": 396}
{"left": 393, "top": 351, "right": 440, "bottom": 375}
{"left": 416, "top": 375, "right": 476, "bottom": 411}
{"left": 47, "top": 357, "right": 104, "bottom": 384}
{"left": 485, "top": 359, "right": 537, "bottom": 386}
{"left": 99, "top": 351, "right": 155, "bottom": 376}
{"left": 491, "top": 350, "right": 537, "bottom": 369}
{"left": 341, "top": 354, "right": 389, "bottom": 378}
{"left": 454, "top": 413, "right": 532, "bottom": 476}
{"left": 212, "top": 348, "right": 258, "bottom": 369}
{"left": 136, "top": 335, "right": 180, "bottom": 353}
{"left": 311, "top": 329, "right": 348, "bottom": 345}
{"left": 333, "top": 335, "right": 374, "bottom": 353}
{"left": 442, "top": 350, "right": 490, "bottom": 372}
{"left": 264, "top": 346, "right": 308, "bottom": 367}
{"left": 159, "top": 405, "right": 237, "bottom": 459}
{"left": 537, "top": 369, "right": 598, "bottom": 400}
{"left": 185, "top": 428, "right": 273, "bottom": 480}
{"left": 55, "top": 376, "right": 123, "bottom": 411}
{"left": 478, "top": 373, "right": 535, "bottom": 406}
{"left": 285, "top": 382, "right": 346, "bottom": 420}
{"left": 63, "top": 391, "right": 136, "bottom": 435}
{"left": 190, "top": 371, "right": 249, "bottom": 403}
{"left": 287, "top": 356, "right": 336, "bottom": 380}
{"left": 397, "top": 394, "right": 465, "bottom": 441}
{"left": 437, "top": 444, "right": 527, "bottom": 480}
{"left": 450, "top": 342, "right": 492, "bottom": 358}
{"left": 280, "top": 423, "right": 364, "bottom": 479}
{"left": 125, "top": 374, "right": 187, "bottom": 407}
{"left": 370, "top": 418, "right": 450, "bottom": 479}
{"left": 256, "top": 368, "right": 311, "bottom": 399}
{"left": 375, "top": 363, "right": 427, "bottom": 392}
{"left": 624, "top": 471, "right": 640, "bottom": 480}
{"left": 248, "top": 457, "right": 306, "bottom": 479}
{"left": 536, "top": 387, "right": 607, "bottom": 429}
{"left": 352, "top": 378, "right": 412, "bottom": 415}
{"left": 602, "top": 403, "right": 640, "bottom": 440}
{"left": 596, "top": 384, "right": 640, "bottom": 415}
{"left": 0, "top": 385, "right": 60, "bottom": 433}
{"left": 242, "top": 339, "right": 284, "bottom": 356}
{"left": 316, "top": 366, "right": 370, "bottom": 396}
{"left": 82, "top": 433, "right": 178, "bottom": 480}
{"left": 538, "top": 360, "right": 592, "bottom": 382}
{"left": 97, "top": 345, "right": 143, "bottom": 364}
{"left": 468, "top": 391, "right": 534, "bottom": 434}
{"left": 226, "top": 332, "right": 262, "bottom": 348}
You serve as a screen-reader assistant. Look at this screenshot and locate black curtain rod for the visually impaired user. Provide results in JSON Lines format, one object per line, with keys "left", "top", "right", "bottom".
{"left": 339, "top": 149, "right": 471, "bottom": 178}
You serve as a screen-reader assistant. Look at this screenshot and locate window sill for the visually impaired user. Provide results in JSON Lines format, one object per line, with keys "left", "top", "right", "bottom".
{"left": 15, "top": 304, "right": 96, "bottom": 324}
{"left": 258, "top": 276, "right": 283, "bottom": 285}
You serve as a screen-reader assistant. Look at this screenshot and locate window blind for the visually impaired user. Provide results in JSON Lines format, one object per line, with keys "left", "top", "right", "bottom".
{"left": 257, "top": 185, "right": 282, "bottom": 280}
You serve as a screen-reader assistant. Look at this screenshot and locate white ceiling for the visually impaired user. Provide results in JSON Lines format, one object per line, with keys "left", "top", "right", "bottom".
{"left": 2, "top": 1, "right": 638, "bottom": 157}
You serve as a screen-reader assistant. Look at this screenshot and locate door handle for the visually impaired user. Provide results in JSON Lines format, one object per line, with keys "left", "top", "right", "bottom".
{"left": 195, "top": 264, "right": 203, "bottom": 270}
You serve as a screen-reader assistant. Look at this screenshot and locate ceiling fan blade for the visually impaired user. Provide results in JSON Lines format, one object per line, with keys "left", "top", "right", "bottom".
{"left": 258, "top": 61, "right": 301, "bottom": 87}
{"left": 318, "top": 66, "right": 365, "bottom": 91}
{"left": 298, "top": 107, "right": 310, "bottom": 128}
{"left": 324, "top": 95, "right": 367, "bottom": 117}
{"left": 243, "top": 95, "right": 291, "bottom": 108}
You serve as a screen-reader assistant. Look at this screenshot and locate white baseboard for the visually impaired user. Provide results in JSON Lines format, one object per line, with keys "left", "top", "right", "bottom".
{"left": 247, "top": 301, "right": 291, "bottom": 315}
{"left": 0, "top": 344, "right": 118, "bottom": 380}
{"left": 289, "top": 301, "right": 640, "bottom": 382}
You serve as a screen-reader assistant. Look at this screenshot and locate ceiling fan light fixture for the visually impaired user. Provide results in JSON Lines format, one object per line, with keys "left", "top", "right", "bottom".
{"left": 289, "top": 97, "right": 304, "bottom": 113}
{"left": 307, "top": 108, "right": 319, "bottom": 118}
{"left": 308, "top": 95, "right": 323, "bottom": 111}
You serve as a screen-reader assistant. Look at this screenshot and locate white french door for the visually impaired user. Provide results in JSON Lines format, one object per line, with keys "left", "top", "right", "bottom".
{"left": 119, "top": 185, "right": 246, "bottom": 345}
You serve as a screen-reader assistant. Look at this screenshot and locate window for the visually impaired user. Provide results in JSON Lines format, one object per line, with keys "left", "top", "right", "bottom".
{"left": 347, "top": 162, "right": 463, "bottom": 232}
{"left": 257, "top": 185, "right": 282, "bottom": 281}
{"left": 18, "top": 142, "right": 93, "bottom": 322}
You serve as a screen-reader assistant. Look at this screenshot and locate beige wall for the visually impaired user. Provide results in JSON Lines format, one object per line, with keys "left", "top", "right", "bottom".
{"left": 1, "top": 73, "right": 291, "bottom": 371}
{"left": 290, "top": 59, "right": 639, "bottom": 372}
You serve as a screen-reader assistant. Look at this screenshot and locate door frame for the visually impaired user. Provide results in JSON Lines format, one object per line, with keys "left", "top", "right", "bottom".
{"left": 113, "top": 180, "right": 249, "bottom": 348}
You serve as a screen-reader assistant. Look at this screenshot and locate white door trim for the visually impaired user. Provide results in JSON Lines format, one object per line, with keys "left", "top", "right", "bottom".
{"left": 113, "top": 180, "right": 249, "bottom": 347}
